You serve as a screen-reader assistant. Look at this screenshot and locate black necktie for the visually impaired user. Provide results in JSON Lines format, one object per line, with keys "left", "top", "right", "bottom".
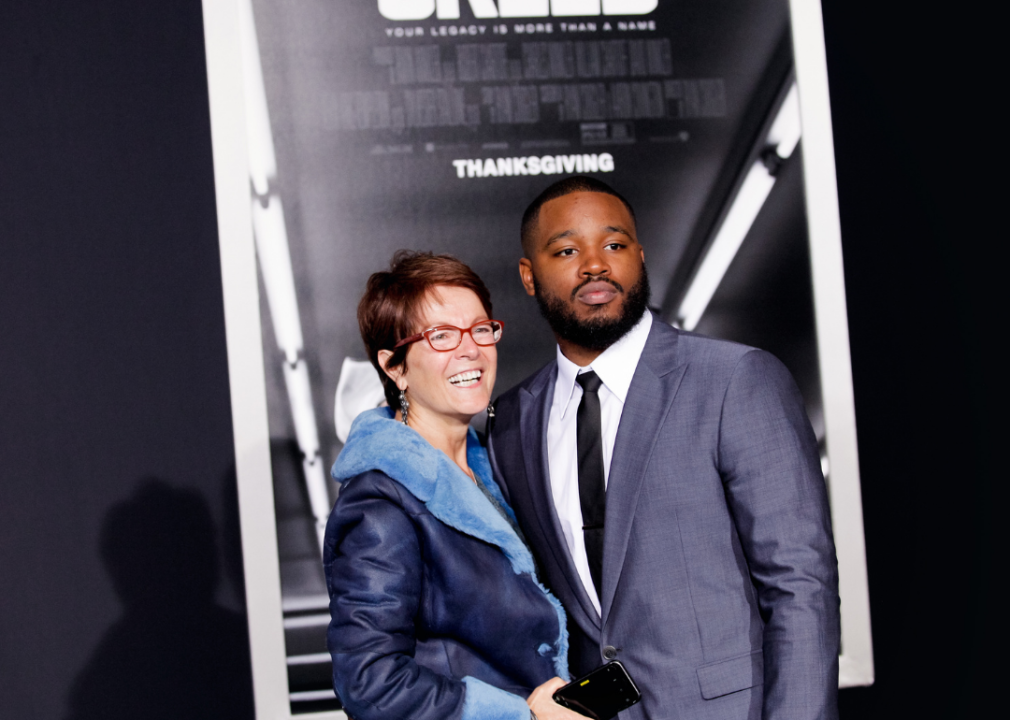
{"left": 576, "top": 371, "right": 606, "bottom": 600}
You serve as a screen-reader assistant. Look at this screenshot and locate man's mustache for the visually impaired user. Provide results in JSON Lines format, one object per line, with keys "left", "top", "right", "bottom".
{"left": 571, "top": 275, "right": 624, "bottom": 300}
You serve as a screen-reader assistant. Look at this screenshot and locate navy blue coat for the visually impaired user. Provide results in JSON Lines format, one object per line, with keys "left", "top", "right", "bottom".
{"left": 324, "top": 408, "right": 569, "bottom": 720}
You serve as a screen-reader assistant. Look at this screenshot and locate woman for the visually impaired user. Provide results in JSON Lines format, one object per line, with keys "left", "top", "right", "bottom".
{"left": 324, "top": 251, "right": 584, "bottom": 720}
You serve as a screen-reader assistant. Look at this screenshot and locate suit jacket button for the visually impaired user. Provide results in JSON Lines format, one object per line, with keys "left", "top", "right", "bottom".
{"left": 603, "top": 645, "right": 617, "bottom": 660}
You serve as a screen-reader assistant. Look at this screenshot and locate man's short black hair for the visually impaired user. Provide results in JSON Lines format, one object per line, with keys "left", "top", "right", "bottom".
{"left": 520, "top": 176, "right": 637, "bottom": 257}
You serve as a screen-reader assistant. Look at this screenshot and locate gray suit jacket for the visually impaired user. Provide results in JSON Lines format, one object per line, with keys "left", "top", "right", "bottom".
{"left": 488, "top": 318, "right": 840, "bottom": 720}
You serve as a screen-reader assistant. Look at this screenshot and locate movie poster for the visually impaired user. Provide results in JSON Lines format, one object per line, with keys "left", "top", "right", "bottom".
{"left": 202, "top": 1, "right": 872, "bottom": 716}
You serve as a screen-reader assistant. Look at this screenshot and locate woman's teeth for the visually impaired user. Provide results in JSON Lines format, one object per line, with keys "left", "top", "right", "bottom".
{"left": 449, "top": 370, "right": 482, "bottom": 387}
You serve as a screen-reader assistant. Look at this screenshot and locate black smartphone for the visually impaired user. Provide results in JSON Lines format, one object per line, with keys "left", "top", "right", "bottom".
{"left": 552, "top": 660, "right": 641, "bottom": 720}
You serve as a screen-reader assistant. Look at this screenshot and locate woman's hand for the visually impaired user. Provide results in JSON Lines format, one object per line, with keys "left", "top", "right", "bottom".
{"left": 526, "top": 677, "right": 586, "bottom": 720}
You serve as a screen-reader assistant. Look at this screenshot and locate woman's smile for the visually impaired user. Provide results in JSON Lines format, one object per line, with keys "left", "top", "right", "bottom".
{"left": 448, "top": 369, "right": 483, "bottom": 387}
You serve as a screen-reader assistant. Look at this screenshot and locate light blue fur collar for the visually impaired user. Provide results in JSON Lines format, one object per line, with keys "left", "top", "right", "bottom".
{"left": 332, "top": 407, "right": 569, "bottom": 680}
{"left": 333, "top": 407, "right": 530, "bottom": 572}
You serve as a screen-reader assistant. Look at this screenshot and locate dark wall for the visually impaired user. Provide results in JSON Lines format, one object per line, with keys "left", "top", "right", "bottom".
{"left": 821, "top": 1, "right": 998, "bottom": 716}
{"left": 0, "top": 2, "right": 251, "bottom": 719}
{"left": 0, "top": 1, "right": 995, "bottom": 719}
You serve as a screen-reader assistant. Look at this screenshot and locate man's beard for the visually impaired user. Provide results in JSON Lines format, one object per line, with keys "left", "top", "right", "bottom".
{"left": 533, "top": 266, "right": 651, "bottom": 352}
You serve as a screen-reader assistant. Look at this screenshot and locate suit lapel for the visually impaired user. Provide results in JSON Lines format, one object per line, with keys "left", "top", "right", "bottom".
{"left": 601, "top": 321, "right": 687, "bottom": 624}
{"left": 519, "top": 365, "right": 602, "bottom": 632}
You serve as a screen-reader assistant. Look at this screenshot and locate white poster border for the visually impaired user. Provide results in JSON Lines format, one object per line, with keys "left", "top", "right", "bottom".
{"left": 787, "top": 0, "right": 874, "bottom": 688}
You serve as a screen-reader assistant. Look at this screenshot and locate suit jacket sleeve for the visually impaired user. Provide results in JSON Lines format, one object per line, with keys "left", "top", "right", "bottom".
{"left": 718, "top": 350, "right": 840, "bottom": 720}
{"left": 325, "top": 474, "right": 530, "bottom": 720}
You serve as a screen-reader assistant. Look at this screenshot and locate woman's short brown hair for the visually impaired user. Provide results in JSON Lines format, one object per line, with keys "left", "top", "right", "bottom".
{"left": 358, "top": 250, "right": 493, "bottom": 409}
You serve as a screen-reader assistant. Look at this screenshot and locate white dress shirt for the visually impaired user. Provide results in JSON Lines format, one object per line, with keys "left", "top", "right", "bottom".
{"left": 547, "top": 310, "right": 653, "bottom": 615}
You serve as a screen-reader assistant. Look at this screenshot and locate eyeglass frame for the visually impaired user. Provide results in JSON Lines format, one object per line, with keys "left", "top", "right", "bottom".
{"left": 392, "top": 319, "right": 505, "bottom": 352}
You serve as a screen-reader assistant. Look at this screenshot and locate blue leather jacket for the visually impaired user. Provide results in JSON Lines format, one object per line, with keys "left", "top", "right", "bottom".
{"left": 325, "top": 408, "right": 569, "bottom": 720}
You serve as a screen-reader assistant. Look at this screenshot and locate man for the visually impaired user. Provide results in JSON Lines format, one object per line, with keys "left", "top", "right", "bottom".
{"left": 487, "top": 176, "right": 840, "bottom": 720}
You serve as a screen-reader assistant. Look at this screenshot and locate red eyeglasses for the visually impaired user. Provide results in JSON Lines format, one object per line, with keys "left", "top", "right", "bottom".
{"left": 393, "top": 320, "right": 504, "bottom": 352}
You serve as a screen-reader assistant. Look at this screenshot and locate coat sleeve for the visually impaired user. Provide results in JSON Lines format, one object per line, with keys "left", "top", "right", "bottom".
{"left": 717, "top": 350, "right": 841, "bottom": 720}
{"left": 324, "top": 473, "right": 531, "bottom": 720}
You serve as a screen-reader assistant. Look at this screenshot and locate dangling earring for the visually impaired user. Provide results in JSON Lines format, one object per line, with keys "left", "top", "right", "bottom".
{"left": 485, "top": 401, "right": 495, "bottom": 434}
{"left": 399, "top": 388, "right": 410, "bottom": 426}
{"left": 486, "top": 402, "right": 495, "bottom": 420}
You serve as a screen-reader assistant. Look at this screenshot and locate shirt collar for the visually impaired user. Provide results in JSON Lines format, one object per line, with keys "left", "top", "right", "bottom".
{"left": 553, "top": 310, "right": 654, "bottom": 420}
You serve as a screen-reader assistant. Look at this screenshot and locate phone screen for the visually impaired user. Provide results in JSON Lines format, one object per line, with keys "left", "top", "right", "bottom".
{"left": 552, "top": 661, "right": 641, "bottom": 720}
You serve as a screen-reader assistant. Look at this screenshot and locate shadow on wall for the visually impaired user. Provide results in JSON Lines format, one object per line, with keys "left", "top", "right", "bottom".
{"left": 64, "top": 479, "right": 254, "bottom": 720}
